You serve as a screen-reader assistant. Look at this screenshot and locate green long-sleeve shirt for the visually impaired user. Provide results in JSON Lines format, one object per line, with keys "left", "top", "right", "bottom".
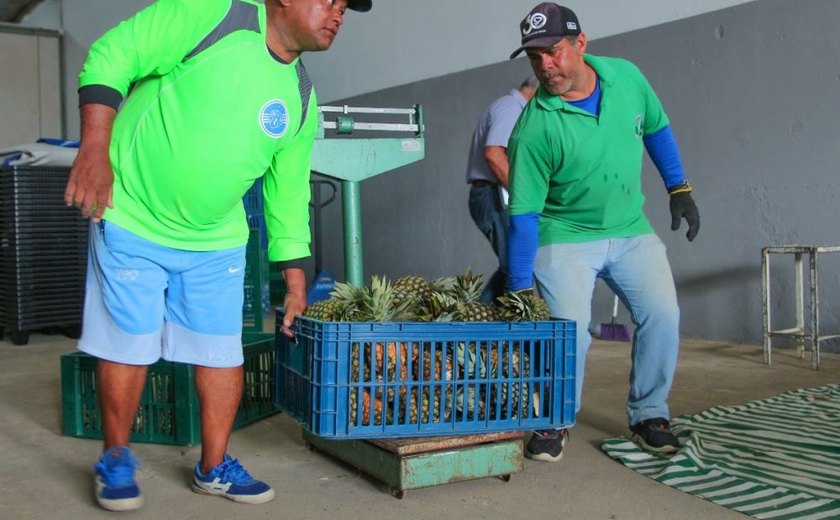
{"left": 79, "top": 0, "right": 315, "bottom": 262}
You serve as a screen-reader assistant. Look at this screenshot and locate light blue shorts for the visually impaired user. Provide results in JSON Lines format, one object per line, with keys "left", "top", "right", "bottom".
{"left": 78, "top": 220, "right": 247, "bottom": 367}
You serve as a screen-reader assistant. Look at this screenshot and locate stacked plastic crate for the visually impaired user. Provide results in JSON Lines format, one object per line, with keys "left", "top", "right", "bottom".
{"left": 242, "top": 179, "right": 271, "bottom": 332}
{"left": 0, "top": 166, "right": 88, "bottom": 345}
{"left": 62, "top": 332, "right": 276, "bottom": 445}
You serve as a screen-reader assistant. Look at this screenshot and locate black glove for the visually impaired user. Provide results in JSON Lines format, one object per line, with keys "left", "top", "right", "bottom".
{"left": 669, "top": 190, "right": 700, "bottom": 242}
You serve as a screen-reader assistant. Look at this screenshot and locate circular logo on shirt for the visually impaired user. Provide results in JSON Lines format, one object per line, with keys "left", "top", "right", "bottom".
{"left": 259, "top": 100, "right": 288, "bottom": 138}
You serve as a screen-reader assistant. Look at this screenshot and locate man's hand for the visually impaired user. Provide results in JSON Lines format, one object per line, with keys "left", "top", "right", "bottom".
{"left": 65, "top": 148, "right": 114, "bottom": 221}
{"left": 64, "top": 103, "right": 117, "bottom": 221}
{"left": 669, "top": 192, "right": 700, "bottom": 242}
{"left": 279, "top": 267, "right": 306, "bottom": 338}
{"left": 280, "top": 292, "right": 306, "bottom": 338}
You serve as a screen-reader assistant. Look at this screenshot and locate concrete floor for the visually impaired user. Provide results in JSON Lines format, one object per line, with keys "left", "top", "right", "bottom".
{"left": 1, "top": 331, "right": 837, "bottom": 520}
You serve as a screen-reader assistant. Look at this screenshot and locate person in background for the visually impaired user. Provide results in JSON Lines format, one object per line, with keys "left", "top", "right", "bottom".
{"left": 64, "top": 0, "right": 371, "bottom": 511}
{"left": 466, "top": 77, "right": 539, "bottom": 303}
{"left": 506, "top": 2, "right": 700, "bottom": 462}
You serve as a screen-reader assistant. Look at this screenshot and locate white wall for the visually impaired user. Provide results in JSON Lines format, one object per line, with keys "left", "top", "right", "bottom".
{"left": 0, "top": 28, "right": 62, "bottom": 146}
{"left": 51, "top": 0, "right": 759, "bottom": 137}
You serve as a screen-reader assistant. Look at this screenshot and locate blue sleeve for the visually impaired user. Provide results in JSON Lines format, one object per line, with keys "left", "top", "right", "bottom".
{"left": 507, "top": 212, "right": 540, "bottom": 291}
{"left": 643, "top": 125, "right": 686, "bottom": 190}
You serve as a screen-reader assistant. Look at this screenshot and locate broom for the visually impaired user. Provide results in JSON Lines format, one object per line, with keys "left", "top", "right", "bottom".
{"left": 601, "top": 295, "right": 630, "bottom": 342}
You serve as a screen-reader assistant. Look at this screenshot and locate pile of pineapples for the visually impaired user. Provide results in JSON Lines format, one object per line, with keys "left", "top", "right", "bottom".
{"left": 301, "top": 269, "right": 552, "bottom": 427}
{"left": 303, "top": 268, "right": 549, "bottom": 323}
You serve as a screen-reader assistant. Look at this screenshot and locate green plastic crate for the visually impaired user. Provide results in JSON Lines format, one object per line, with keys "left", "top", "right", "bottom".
{"left": 61, "top": 333, "right": 278, "bottom": 445}
{"left": 243, "top": 228, "right": 271, "bottom": 333}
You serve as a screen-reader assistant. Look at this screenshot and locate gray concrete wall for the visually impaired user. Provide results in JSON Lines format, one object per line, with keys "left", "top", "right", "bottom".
{"left": 319, "top": 0, "right": 840, "bottom": 349}
{"left": 302, "top": 0, "right": 758, "bottom": 102}
{"left": 33, "top": 0, "right": 755, "bottom": 138}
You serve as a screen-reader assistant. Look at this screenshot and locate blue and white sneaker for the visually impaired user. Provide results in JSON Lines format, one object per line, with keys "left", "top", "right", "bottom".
{"left": 191, "top": 454, "right": 274, "bottom": 504}
{"left": 93, "top": 446, "right": 143, "bottom": 511}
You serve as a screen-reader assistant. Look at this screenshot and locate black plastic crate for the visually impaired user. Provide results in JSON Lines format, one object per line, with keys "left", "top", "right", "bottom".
{"left": 0, "top": 166, "right": 88, "bottom": 345}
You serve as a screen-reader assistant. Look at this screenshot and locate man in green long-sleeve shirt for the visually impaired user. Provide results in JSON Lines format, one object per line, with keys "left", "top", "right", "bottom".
{"left": 64, "top": 0, "right": 371, "bottom": 511}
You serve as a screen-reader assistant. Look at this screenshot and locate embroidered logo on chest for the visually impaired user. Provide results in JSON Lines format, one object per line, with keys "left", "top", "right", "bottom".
{"left": 259, "top": 100, "right": 289, "bottom": 138}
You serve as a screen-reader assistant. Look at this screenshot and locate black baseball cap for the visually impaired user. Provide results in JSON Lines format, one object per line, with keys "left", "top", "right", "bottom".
{"left": 509, "top": 3, "right": 581, "bottom": 59}
{"left": 348, "top": 0, "right": 372, "bottom": 12}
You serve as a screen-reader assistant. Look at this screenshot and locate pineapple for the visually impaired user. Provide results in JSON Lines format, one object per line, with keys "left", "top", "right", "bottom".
{"left": 345, "top": 277, "right": 415, "bottom": 425}
{"left": 494, "top": 290, "right": 550, "bottom": 322}
{"left": 327, "top": 281, "right": 369, "bottom": 321}
{"left": 451, "top": 268, "right": 497, "bottom": 322}
{"left": 392, "top": 275, "right": 433, "bottom": 308}
{"left": 360, "top": 388, "right": 383, "bottom": 425}
{"left": 408, "top": 344, "right": 454, "bottom": 424}
{"left": 302, "top": 299, "right": 342, "bottom": 321}
{"left": 353, "top": 275, "right": 414, "bottom": 322}
{"left": 417, "top": 269, "right": 497, "bottom": 322}
{"left": 496, "top": 342, "right": 533, "bottom": 419}
{"left": 455, "top": 301, "right": 497, "bottom": 322}
{"left": 416, "top": 291, "right": 458, "bottom": 322}
{"left": 342, "top": 272, "right": 551, "bottom": 427}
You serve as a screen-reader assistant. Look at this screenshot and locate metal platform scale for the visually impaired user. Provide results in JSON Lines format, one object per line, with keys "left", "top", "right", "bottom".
{"left": 303, "top": 105, "right": 525, "bottom": 497}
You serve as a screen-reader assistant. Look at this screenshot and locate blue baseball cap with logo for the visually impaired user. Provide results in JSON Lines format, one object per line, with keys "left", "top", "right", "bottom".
{"left": 509, "top": 3, "right": 582, "bottom": 59}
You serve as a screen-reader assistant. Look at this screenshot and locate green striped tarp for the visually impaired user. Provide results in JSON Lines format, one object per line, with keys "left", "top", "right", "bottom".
{"left": 602, "top": 384, "right": 840, "bottom": 519}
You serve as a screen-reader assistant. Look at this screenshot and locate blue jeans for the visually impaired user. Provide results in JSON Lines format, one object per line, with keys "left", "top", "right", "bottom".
{"left": 468, "top": 184, "right": 508, "bottom": 304}
{"left": 533, "top": 234, "right": 680, "bottom": 426}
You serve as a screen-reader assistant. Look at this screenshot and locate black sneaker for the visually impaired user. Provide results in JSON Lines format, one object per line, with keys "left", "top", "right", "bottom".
{"left": 525, "top": 429, "right": 569, "bottom": 462}
{"left": 630, "top": 418, "right": 679, "bottom": 454}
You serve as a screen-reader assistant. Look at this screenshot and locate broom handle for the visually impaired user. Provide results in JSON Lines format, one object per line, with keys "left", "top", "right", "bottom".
{"left": 612, "top": 295, "right": 620, "bottom": 320}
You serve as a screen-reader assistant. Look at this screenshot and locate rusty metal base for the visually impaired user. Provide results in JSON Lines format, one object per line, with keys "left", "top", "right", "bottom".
{"left": 302, "top": 430, "right": 524, "bottom": 498}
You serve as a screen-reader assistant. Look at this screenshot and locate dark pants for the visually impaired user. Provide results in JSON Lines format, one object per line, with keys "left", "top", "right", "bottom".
{"left": 468, "top": 184, "right": 508, "bottom": 304}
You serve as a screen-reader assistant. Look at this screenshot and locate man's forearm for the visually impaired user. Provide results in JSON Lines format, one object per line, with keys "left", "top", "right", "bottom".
{"left": 79, "top": 103, "right": 117, "bottom": 150}
{"left": 484, "top": 146, "right": 510, "bottom": 188}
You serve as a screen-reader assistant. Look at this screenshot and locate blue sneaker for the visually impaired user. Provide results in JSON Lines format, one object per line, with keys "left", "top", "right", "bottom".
{"left": 191, "top": 454, "right": 274, "bottom": 504}
{"left": 93, "top": 446, "right": 143, "bottom": 511}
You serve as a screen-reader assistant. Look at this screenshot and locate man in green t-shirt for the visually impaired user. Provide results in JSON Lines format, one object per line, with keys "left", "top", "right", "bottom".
{"left": 64, "top": 0, "right": 371, "bottom": 511}
{"left": 506, "top": 3, "right": 700, "bottom": 463}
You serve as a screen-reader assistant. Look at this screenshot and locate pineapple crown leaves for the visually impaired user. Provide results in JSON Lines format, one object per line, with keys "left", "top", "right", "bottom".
{"left": 450, "top": 267, "right": 485, "bottom": 303}
{"left": 429, "top": 275, "right": 457, "bottom": 294}
{"left": 428, "top": 292, "right": 460, "bottom": 322}
{"left": 493, "top": 290, "right": 550, "bottom": 322}
{"left": 355, "top": 275, "right": 416, "bottom": 322}
{"left": 330, "top": 280, "right": 366, "bottom": 302}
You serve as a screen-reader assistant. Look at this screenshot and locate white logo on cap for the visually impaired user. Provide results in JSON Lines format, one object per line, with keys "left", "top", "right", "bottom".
{"left": 566, "top": 21, "right": 578, "bottom": 31}
{"left": 522, "top": 13, "right": 547, "bottom": 36}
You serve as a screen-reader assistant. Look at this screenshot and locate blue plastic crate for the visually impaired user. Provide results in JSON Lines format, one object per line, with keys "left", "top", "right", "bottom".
{"left": 275, "top": 310, "right": 576, "bottom": 439}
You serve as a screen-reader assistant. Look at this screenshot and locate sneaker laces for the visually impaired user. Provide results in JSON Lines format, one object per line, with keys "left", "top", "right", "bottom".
{"left": 95, "top": 449, "right": 139, "bottom": 487}
{"left": 208, "top": 456, "right": 255, "bottom": 485}
{"left": 640, "top": 418, "right": 671, "bottom": 430}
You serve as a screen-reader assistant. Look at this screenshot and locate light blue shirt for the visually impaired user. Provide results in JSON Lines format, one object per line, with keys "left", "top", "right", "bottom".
{"left": 465, "top": 89, "right": 528, "bottom": 183}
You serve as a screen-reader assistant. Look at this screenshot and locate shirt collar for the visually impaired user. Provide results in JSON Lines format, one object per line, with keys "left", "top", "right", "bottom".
{"left": 535, "top": 54, "right": 613, "bottom": 112}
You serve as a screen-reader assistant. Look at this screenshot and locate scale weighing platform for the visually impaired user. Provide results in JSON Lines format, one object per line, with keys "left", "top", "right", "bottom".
{"left": 303, "top": 105, "right": 526, "bottom": 496}
{"left": 303, "top": 431, "right": 524, "bottom": 499}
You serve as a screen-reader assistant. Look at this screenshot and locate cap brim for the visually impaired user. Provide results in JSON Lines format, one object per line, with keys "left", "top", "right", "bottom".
{"left": 509, "top": 36, "right": 564, "bottom": 59}
{"left": 348, "top": 0, "right": 372, "bottom": 12}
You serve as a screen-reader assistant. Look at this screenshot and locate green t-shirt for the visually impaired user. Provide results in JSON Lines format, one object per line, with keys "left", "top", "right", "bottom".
{"left": 79, "top": 0, "right": 316, "bottom": 262}
{"left": 508, "top": 54, "right": 669, "bottom": 244}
